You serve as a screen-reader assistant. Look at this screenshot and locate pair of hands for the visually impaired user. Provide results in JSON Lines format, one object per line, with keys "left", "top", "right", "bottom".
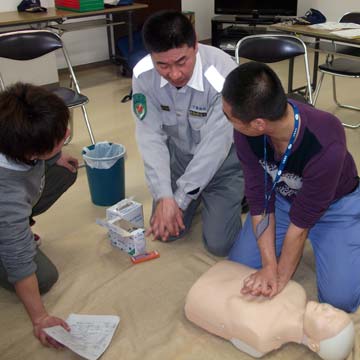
{"left": 56, "top": 153, "right": 78, "bottom": 173}
{"left": 33, "top": 314, "right": 70, "bottom": 349}
{"left": 146, "top": 197, "right": 185, "bottom": 241}
{"left": 241, "top": 265, "right": 290, "bottom": 298}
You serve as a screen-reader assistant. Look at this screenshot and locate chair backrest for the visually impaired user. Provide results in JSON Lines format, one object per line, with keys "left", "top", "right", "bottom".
{"left": 0, "top": 29, "right": 82, "bottom": 95}
{"left": 235, "top": 34, "right": 306, "bottom": 63}
{"left": 235, "top": 34, "right": 313, "bottom": 104}
{"left": 0, "top": 30, "right": 63, "bottom": 60}
{"left": 340, "top": 12, "right": 360, "bottom": 25}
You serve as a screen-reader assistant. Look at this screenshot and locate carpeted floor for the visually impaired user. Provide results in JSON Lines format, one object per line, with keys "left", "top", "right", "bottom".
{"left": 0, "top": 56, "right": 359, "bottom": 360}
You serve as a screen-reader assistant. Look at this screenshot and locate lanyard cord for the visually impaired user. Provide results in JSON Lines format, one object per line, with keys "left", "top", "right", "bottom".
{"left": 263, "top": 103, "right": 300, "bottom": 213}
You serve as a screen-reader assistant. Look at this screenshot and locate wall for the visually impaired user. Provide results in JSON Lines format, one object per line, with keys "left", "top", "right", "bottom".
{"left": 182, "top": 0, "right": 214, "bottom": 41}
{"left": 0, "top": 0, "right": 59, "bottom": 85}
{"left": 0, "top": 0, "right": 107, "bottom": 79}
{"left": 58, "top": 0, "right": 215, "bottom": 68}
{"left": 1, "top": 0, "right": 359, "bottom": 73}
{"left": 42, "top": 0, "right": 108, "bottom": 69}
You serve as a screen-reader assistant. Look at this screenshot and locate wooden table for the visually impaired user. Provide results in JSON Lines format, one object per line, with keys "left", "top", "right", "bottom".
{"left": 270, "top": 23, "right": 360, "bottom": 90}
{"left": 0, "top": 3, "right": 148, "bottom": 60}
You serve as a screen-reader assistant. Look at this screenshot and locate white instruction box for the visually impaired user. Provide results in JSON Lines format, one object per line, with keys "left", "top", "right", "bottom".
{"left": 97, "top": 198, "right": 146, "bottom": 256}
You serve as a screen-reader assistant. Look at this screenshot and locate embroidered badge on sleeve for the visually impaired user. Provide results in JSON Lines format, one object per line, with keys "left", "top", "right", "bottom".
{"left": 133, "top": 93, "right": 147, "bottom": 120}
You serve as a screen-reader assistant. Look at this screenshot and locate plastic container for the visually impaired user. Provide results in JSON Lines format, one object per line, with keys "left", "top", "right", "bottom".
{"left": 55, "top": 0, "right": 104, "bottom": 12}
{"left": 82, "top": 142, "right": 126, "bottom": 206}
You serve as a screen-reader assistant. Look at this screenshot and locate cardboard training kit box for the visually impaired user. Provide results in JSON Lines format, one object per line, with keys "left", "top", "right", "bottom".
{"left": 97, "top": 199, "right": 146, "bottom": 256}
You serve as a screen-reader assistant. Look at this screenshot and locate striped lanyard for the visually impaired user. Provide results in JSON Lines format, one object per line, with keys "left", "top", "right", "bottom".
{"left": 263, "top": 103, "right": 300, "bottom": 214}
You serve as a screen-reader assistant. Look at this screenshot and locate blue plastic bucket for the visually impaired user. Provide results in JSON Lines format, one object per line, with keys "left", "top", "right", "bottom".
{"left": 82, "top": 142, "right": 126, "bottom": 206}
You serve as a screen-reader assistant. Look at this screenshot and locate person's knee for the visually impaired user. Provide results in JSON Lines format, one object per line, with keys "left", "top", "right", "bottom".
{"left": 32, "top": 166, "right": 77, "bottom": 216}
{"left": 37, "top": 265, "right": 59, "bottom": 295}
{"left": 203, "top": 232, "right": 234, "bottom": 257}
{"left": 319, "top": 285, "right": 360, "bottom": 313}
{"left": 50, "top": 164, "right": 77, "bottom": 192}
{"left": 61, "top": 166, "right": 77, "bottom": 190}
{"left": 202, "top": 219, "right": 241, "bottom": 257}
{"left": 204, "top": 242, "right": 229, "bottom": 257}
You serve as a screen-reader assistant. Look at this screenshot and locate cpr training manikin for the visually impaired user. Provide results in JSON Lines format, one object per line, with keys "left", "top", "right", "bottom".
{"left": 185, "top": 260, "right": 355, "bottom": 360}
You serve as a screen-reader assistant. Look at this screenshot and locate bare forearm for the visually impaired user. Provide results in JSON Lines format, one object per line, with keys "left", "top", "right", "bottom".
{"left": 277, "top": 223, "right": 309, "bottom": 283}
{"left": 15, "top": 273, "right": 69, "bottom": 349}
{"left": 14, "top": 273, "right": 48, "bottom": 325}
{"left": 245, "top": 218, "right": 308, "bottom": 297}
{"left": 242, "top": 213, "right": 278, "bottom": 297}
{"left": 252, "top": 213, "right": 277, "bottom": 268}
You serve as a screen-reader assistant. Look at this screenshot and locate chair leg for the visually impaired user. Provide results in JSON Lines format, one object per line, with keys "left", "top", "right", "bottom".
{"left": 331, "top": 76, "right": 360, "bottom": 129}
{"left": 121, "top": 89, "right": 133, "bottom": 103}
{"left": 81, "top": 105, "right": 96, "bottom": 145}
{"left": 65, "top": 109, "right": 74, "bottom": 145}
{"left": 332, "top": 76, "right": 360, "bottom": 112}
{"left": 313, "top": 72, "right": 325, "bottom": 106}
{"left": 0, "top": 75, "right": 5, "bottom": 91}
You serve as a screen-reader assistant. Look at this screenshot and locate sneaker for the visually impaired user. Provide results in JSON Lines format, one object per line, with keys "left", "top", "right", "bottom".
{"left": 34, "top": 233, "right": 41, "bottom": 247}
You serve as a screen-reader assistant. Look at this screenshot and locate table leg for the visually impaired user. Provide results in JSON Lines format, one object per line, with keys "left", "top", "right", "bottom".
{"left": 312, "top": 37, "right": 320, "bottom": 90}
{"left": 106, "top": 13, "right": 114, "bottom": 61}
{"left": 288, "top": 58, "right": 294, "bottom": 93}
{"left": 127, "top": 10, "right": 133, "bottom": 54}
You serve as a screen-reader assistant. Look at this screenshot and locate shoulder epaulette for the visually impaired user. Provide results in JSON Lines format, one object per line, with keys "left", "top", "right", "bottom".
{"left": 204, "top": 65, "right": 225, "bottom": 93}
{"left": 133, "top": 55, "right": 154, "bottom": 78}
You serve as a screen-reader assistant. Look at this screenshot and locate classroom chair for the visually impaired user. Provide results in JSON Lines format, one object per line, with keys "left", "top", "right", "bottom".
{"left": 235, "top": 34, "right": 313, "bottom": 105}
{"left": 313, "top": 12, "right": 360, "bottom": 128}
{"left": 0, "top": 29, "right": 96, "bottom": 144}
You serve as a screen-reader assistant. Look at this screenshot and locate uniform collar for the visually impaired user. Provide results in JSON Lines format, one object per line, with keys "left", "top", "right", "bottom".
{"left": 160, "top": 51, "right": 204, "bottom": 92}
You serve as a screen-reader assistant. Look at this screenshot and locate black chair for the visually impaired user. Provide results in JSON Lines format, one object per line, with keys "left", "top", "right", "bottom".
{"left": 235, "top": 34, "right": 313, "bottom": 105}
{"left": 0, "top": 29, "right": 96, "bottom": 144}
{"left": 313, "top": 12, "right": 360, "bottom": 128}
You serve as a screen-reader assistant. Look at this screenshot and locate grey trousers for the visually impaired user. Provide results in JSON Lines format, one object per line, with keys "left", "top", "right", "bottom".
{"left": 0, "top": 164, "right": 77, "bottom": 294}
{"left": 165, "top": 142, "right": 244, "bottom": 256}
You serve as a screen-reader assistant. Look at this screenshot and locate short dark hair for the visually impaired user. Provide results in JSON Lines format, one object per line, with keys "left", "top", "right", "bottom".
{"left": 142, "top": 10, "right": 196, "bottom": 53}
{"left": 0, "top": 82, "right": 69, "bottom": 164}
{"left": 222, "top": 62, "right": 287, "bottom": 123}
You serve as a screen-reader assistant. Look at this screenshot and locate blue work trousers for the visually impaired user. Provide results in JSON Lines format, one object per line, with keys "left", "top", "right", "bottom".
{"left": 229, "top": 185, "right": 360, "bottom": 313}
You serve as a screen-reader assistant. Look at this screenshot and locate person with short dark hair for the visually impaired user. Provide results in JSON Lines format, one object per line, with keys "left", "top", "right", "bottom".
{"left": 142, "top": 10, "right": 196, "bottom": 53}
{"left": 132, "top": 10, "right": 244, "bottom": 256}
{"left": 0, "top": 83, "right": 78, "bottom": 347}
{"left": 222, "top": 62, "right": 360, "bottom": 313}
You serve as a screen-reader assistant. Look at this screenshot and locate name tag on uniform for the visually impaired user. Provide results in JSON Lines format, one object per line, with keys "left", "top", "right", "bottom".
{"left": 189, "top": 110, "right": 207, "bottom": 117}
{"left": 160, "top": 104, "right": 170, "bottom": 111}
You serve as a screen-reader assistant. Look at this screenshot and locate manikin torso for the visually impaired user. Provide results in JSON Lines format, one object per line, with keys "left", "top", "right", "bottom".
{"left": 185, "top": 260, "right": 354, "bottom": 359}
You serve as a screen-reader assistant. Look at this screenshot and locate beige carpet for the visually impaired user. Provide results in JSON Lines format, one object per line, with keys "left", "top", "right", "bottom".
{"left": 0, "top": 58, "right": 359, "bottom": 360}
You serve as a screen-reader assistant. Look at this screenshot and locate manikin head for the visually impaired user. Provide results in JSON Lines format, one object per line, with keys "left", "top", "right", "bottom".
{"left": 142, "top": 10, "right": 197, "bottom": 88}
{"left": 185, "top": 260, "right": 354, "bottom": 359}
{"left": 303, "top": 301, "right": 355, "bottom": 360}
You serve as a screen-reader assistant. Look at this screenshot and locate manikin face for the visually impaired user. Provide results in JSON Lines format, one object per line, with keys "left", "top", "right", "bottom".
{"left": 304, "top": 301, "right": 351, "bottom": 342}
{"left": 222, "top": 98, "right": 263, "bottom": 137}
{"left": 151, "top": 44, "right": 198, "bottom": 88}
